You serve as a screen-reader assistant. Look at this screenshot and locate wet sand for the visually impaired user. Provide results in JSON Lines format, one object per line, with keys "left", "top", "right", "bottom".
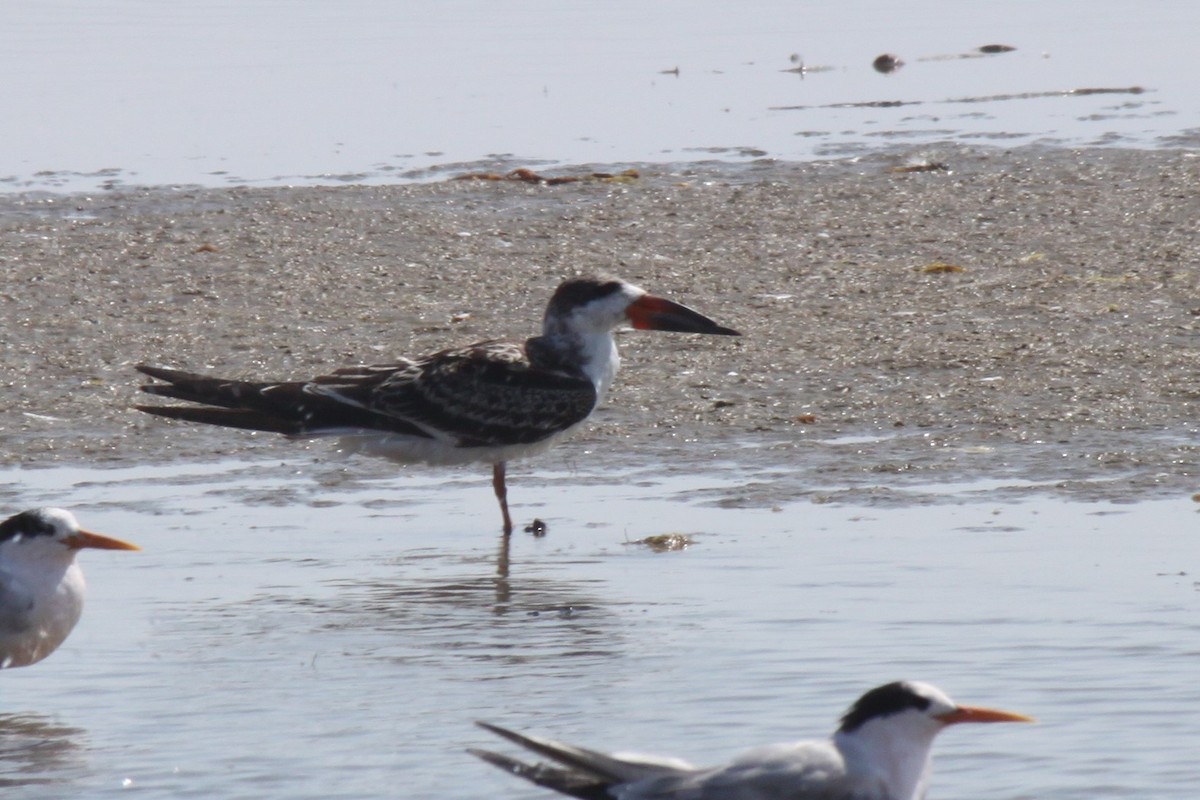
{"left": 1, "top": 144, "right": 1197, "bottom": 503}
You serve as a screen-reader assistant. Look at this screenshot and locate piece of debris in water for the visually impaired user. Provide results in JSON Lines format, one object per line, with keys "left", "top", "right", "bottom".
{"left": 625, "top": 533, "right": 694, "bottom": 552}
{"left": 453, "top": 167, "right": 640, "bottom": 185}
{"left": 873, "top": 53, "right": 904, "bottom": 73}
{"left": 1069, "top": 86, "right": 1144, "bottom": 96}
{"left": 921, "top": 262, "right": 965, "bottom": 274}
{"left": 978, "top": 44, "right": 1016, "bottom": 54}
{"left": 891, "top": 161, "right": 950, "bottom": 174}
{"left": 782, "top": 54, "right": 835, "bottom": 76}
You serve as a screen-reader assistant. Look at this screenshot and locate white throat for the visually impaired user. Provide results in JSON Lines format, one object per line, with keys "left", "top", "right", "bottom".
{"left": 540, "top": 320, "right": 624, "bottom": 401}
{"left": 578, "top": 332, "right": 619, "bottom": 401}
{"left": 833, "top": 721, "right": 938, "bottom": 800}
{"left": 539, "top": 280, "right": 645, "bottom": 401}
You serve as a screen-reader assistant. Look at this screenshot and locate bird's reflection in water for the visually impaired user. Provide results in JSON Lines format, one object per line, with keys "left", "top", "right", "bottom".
{"left": 153, "top": 522, "right": 638, "bottom": 678}
{"left": 328, "top": 569, "right": 625, "bottom": 668}
{"left": 0, "top": 713, "right": 86, "bottom": 789}
{"left": 494, "top": 517, "right": 550, "bottom": 578}
{"left": 496, "top": 532, "right": 511, "bottom": 581}
{"left": 195, "top": 558, "right": 634, "bottom": 674}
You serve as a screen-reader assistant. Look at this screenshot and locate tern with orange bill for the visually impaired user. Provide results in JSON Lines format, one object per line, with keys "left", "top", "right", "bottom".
{"left": 136, "top": 276, "right": 739, "bottom": 536}
{"left": 470, "top": 680, "right": 1033, "bottom": 800}
{"left": 0, "top": 508, "right": 140, "bottom": 670}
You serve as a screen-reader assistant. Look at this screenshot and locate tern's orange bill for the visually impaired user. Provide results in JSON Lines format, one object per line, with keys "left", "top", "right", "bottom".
{"left": 67, "top": 529, "right": 141, "bottom": 551}
{"left": 937, "top": 705, "right": 1035, "bottom": 725}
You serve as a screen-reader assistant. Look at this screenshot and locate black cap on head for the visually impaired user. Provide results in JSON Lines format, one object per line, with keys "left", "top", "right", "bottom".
{"left": 0, "top": 509, "right": 57, "bottom": 543}
{"left": 546, "top": 276, "right": 626, "bottom": 315}
{"left": 838, "top": 682, "right": 932, "bottom": 733}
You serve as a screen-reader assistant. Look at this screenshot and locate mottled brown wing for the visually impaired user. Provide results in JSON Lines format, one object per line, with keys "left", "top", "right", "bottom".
{"left": 138, "top": 363, "right": 431, "bottom": 437}
{"left": 319, "top": 342, "right": 598, "bottom": 447}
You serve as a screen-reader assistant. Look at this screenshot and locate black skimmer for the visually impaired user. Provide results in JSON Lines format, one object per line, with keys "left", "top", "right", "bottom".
{"left": 470, "top": 680, "right": 1033, "bottom": 799}
{"left": 0, "top": 508, "right": 140, "bottom": 670}
{"left": 136, "top": 276, "right": 739, "bottom": 535}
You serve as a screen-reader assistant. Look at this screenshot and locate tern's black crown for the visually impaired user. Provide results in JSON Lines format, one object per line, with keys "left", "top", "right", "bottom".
{"left": 838, "top": 682, "right": 933, "bottom": 733}
{"left": 0, "top": 509, "right": 56, "bottom": 543}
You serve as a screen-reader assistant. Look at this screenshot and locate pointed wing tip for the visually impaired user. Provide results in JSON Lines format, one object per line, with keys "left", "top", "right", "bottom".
{"left": 135, "top": 363, "right": 170, "bottom": 378}
{"left": 466, "top": 746, "right": 496, "bottom": 761}
{"left": 467, "top": 744, "right": 538, "bottom": 782}
{"left": 475, "top": 720, "right": 517, "bottom": 739}
{"left": 135, "top": 364, "right": 195, "bottom": 389}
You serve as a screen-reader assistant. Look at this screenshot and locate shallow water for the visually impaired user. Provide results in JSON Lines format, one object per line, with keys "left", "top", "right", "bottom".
{"left": 3, "top": 0, "right": 1198, "bottom": 190}
{"left": 2, "top": 5, "right": 1198, "bottom": 796}
{"left": 1, "top": 457, "right": 1196, "bottom": 798}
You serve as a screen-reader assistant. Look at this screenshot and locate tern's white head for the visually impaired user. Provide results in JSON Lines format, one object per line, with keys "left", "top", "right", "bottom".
{"left": 0, "top": 507, "right": 138, "bottom": 565}
{"left": 0, "top": 508, "right": 139, "bottom": 670}
{"left": 834, "top": 681, "right": 1034, "bottom": 800}
{"left": 537, "top": 276, "right": 739, "bottom": 398}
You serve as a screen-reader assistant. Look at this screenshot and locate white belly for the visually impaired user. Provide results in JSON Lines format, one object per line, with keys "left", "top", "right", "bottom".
{"left": 329, "top": 426, "right": 576, "bottom": 467}
{"left": 0, "top": 566, "right": 84, "bottom": 669}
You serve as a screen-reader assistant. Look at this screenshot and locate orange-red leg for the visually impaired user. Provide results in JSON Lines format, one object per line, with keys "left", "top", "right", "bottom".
{"left": 492, "top": 461, "right": 514, "bottom": 536}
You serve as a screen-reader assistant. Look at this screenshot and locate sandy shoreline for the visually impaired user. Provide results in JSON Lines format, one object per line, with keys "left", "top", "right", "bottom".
{"left": 1, "top": 144, "right": 1197, "bottom": 503}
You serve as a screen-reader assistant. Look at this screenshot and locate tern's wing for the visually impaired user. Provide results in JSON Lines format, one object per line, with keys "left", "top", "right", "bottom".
{"left": 624, "top": 741, "right": 880, "bottom": 800}
{"left": 317, "top": 342, "right": 598, "bottom": 447}
{"left": 472, "top": 722, "right": 698, "bottom": 799}
{"left": 468, "top": 747, "right": 612, "bottom": 800}
{"left": 0, "top": 571, "right": 34, "bottom": 635}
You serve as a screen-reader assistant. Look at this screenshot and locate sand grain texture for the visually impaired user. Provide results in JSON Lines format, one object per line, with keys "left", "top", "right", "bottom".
{"left": 2, "top": 146, "right": 1196, "bottom": 503}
